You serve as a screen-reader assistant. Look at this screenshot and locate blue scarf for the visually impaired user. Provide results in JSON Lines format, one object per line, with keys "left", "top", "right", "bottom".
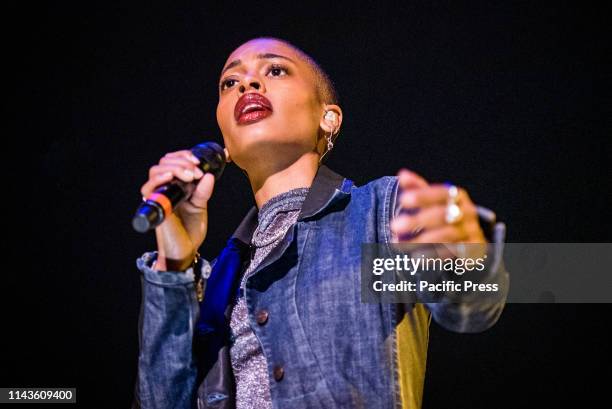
{"left": 196, "top": 237, "right": 249, "bottom": 337}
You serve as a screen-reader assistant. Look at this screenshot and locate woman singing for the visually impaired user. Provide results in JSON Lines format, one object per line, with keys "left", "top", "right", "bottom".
{"left": 133, "top": 37, "right": 509, "bottom": 409}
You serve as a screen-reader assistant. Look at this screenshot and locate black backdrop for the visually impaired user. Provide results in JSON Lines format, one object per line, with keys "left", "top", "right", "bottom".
{"left": 7, "top": 1, "right": 610, "bottom": 407}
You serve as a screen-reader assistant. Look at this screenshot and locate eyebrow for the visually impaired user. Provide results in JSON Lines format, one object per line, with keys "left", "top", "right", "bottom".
{"left": 221, "top": 53, "right": 296, "bottom": 76}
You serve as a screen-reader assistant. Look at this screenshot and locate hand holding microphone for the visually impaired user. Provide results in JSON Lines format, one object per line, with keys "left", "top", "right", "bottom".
{"left": 134, "top": 141, "right": 228, "bottom": 271}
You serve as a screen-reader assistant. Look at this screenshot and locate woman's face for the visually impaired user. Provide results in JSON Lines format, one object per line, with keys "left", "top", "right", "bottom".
{"left": 216, "top": 39, "right": 325, "bottom": 170}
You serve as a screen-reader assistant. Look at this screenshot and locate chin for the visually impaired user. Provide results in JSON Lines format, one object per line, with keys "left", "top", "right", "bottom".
{"left": 231, "top": 118, "right": 287, "bottom": 145}
{"left": 235, "top": 123, "right": 273, "bottom": 139}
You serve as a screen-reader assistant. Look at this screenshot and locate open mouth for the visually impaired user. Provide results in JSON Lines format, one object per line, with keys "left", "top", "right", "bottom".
{"left": 234, "top": 93, "right": 273, "bottom": 125}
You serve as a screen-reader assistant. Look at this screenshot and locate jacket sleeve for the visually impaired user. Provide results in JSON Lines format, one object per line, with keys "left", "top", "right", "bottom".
{"left": 132, "top": 251, "right": 213, "bottom": 409}
{"left": 422, "top": 214, "right": 510, "bottom": 333}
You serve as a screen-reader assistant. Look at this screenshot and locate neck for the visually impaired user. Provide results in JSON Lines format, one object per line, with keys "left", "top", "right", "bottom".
{"left": 247, "top": 152, "right": 319, "bottom": 209}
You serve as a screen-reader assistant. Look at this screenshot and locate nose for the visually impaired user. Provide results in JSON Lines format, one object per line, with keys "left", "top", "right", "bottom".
{"left": 238, "top": 76, "right": 264, "bottom": 94}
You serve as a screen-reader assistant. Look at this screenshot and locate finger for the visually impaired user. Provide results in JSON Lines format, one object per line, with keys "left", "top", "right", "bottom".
{"left": 463, "top": 219, "right": 487, "bottom": 243}
{"left": 399, "top": 184, "right": 466, "bottom": 208}
{"left": 158, "top": 157, "right": 204, "bottom": 178}
{"left": 402, "top": 201, "right": 479, "bottom": 227}
{"left": 391, "top": 202, "right": 481, "bottom": 240}
{"left": 408, "top": 224, "right": 469, "bottom": 244}
{"left": 141, "top": 171, "right": 174, "bottom": 197}
{"left": 163, "top": 150, "right": 200, "bottom": 165}
{"left": 159, "top": 156, "right": 199, "bottom": 167}
{"left": 391, "top": 205, "right": 448, "bottom": 233}
{"left": 397, "top": 168, "right": 428, "bottom": 191}
{"left": 417, "top": 225, "right": 463, "bottom": 244}
{"left": 391, "top": 214, "right": 421, "bottom": 235}
{"left": 189, "top": 173, "right": 216, "bottom": 208}
{"left": 148, "top": 164, "right": 200, "bottom": 184}
{"left": 391, "top": 212, "right": 427, "bottom": 242}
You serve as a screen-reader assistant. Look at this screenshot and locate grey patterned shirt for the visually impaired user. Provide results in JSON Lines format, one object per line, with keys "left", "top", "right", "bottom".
{"left": 229, "top": 187, "right": 310, "bottom": 409}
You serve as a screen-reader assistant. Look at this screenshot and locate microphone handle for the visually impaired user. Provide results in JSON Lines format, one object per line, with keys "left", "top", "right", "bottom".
{"left": 132, "top": 179, "right": 195, "bottom": 233}
{"left": 153, "top": 179, "right": 195, "bottom": 209}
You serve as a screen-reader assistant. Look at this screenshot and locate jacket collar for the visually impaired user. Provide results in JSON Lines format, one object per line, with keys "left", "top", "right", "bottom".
{"left": 230, "top": 164, "right": 351, "bottom": 244}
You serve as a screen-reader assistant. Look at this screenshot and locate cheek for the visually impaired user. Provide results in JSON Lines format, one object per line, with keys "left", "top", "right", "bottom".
{"left": 273, "top": 86, "right": 320, "bottom": 128}
{"left": 216, "top": 100, "right": 236, "bottom": 150}
{"left": 216, "top": 100, "right": 233, "bottom": 131}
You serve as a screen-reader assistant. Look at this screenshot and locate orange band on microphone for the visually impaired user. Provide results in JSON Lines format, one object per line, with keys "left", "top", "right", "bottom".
{"left": 148, "top": 193, "right": 173, "bottom": 216}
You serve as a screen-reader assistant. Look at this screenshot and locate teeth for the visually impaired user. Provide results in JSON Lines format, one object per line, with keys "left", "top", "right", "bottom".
{"left": 242, "top": 103, "right": 265, "bottom": 114}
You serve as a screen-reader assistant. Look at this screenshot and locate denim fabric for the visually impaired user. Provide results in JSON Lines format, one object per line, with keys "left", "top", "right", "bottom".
{"left": 133, "top": 252, "right": 200, "bottom": 409}
{"left": 132, "top": 165, "right": 509, "bottom": 409}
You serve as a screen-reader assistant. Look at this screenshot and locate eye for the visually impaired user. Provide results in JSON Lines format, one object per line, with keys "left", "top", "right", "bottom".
{"left": 267, "top": 64, "right": 289, "bottom": 77}
{"left": 220, "top": 78, "right": 238, "bottom": 91}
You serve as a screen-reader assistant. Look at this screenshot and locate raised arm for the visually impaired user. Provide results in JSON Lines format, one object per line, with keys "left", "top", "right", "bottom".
{"left": 389, "top": 169, "right": 509, "bottom": 333}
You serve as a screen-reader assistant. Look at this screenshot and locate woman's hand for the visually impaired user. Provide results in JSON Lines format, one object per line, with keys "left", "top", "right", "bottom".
{"left": 390, "top": 169, "right": 486, "bottom": 245}
{"left": 140, "top": 150, "right": 216, "bottom": 271}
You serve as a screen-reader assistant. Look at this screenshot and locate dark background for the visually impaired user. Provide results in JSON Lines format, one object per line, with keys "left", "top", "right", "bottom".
{"left": 6, "top": 0, "right": 610, "bottom": 407}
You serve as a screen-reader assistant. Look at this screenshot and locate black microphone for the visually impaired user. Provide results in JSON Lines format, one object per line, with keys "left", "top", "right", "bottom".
{"left": 132, "top": 141, "right": 226, "bottom": 233}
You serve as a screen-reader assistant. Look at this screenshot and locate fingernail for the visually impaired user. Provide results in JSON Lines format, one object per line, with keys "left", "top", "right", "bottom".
{"left": 189, "top": 154, "right": 200, "bottom": 164}
{"left": 194, "top": 168, "right": 204, "bottom": 178}
{"left": 183, "top": 169, "right": 194, "bottom": 178}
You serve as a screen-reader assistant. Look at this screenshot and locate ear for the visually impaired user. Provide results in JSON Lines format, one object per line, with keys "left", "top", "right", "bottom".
{"left": 319, "top": 104, "right": 343, "bottom": 134}
{"left": 223, "top": 147, "right": 233, "bottom": 163}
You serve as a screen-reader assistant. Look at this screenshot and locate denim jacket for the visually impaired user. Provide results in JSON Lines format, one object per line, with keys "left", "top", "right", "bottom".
{"left": 133, "top": 165, "right": 509, "bottom": 409}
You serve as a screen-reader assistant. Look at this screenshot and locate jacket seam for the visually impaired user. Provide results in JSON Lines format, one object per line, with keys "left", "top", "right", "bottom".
{"left": 291, "top": 223, "right": 338, "bottom": 407}
{"left": 380, "top": 175, "right": 402, "bottom": 409}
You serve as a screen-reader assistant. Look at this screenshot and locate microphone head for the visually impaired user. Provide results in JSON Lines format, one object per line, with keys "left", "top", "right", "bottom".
{"left": 132, "top": 200, "right": 164, "bottom": 233}
{"left": 190, "top": 141, "right": 227, "bottom": 181}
